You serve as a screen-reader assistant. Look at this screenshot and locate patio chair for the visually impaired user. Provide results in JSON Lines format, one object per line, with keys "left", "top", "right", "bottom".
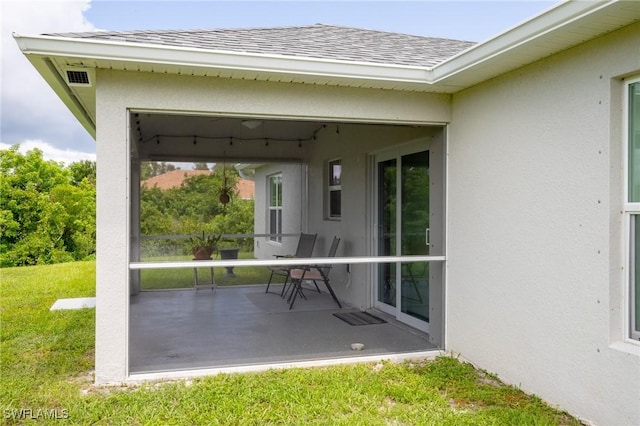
{"left": 287, "top": 236, "right": 342, "bottom": 310}
{"left": 265, "top": 232, "right": 317, "bottom": 295}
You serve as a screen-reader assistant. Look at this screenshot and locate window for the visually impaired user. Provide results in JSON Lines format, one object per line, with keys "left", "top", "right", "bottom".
{"left": 328, "top": 159, "right": 342, "bottom": 219}
{"left": 626, "top": 78, "right": 640, "bottom": 340}
{"left": 269, "top": 174, "right": 282, "bottom": 242}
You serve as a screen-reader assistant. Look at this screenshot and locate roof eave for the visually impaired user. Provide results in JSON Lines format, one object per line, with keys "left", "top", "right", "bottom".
{"left": 13, "top": 0, "right": 640, "bottom": 134}
{"left": 432, "top": 0, "right": 640, "bottom": 85}
{"left": 17, "top": 47, "right": 97, "bottom": 138}
{"left": 14, "top": 34, "right": 436, "bottom": 141}
{"left": 14, "top": 34, "right": 433, "bottom": 86}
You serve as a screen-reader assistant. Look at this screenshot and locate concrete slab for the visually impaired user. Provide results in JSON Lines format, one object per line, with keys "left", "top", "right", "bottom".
{"left": 50, "top": 297, "right": 96, "bottom": 311}
{"left": 129, "top": 285, "right": 437, "bottom": 374}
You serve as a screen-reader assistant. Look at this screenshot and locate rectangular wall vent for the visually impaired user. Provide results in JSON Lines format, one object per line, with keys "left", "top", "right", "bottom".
{"left": 66, "top": 70, "right": 91, "bottom": 86}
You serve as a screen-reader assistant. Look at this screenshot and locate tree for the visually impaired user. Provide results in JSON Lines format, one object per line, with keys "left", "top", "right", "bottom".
{"left": 140, "top": 161, "right": 176, "bottom": 180}
{"left": 193, "top": 162, "right": 210, "bottom": 170}
{"left": 68, "top": 159, "right": 96, "bottom": 185}
{"left": 0, "top": 146, "right": 254, "bottom": 265}
{"left": 50, "top": 181, "right": 96, "bottom": 260}
{"left": 139, "top": 165, "right": 255, "bottom": 254}
{"left": 211, "top": 199, "right": 255, "bottom": 250}
{"left": 0, "top": 145, "right": 97, "bottom": 266}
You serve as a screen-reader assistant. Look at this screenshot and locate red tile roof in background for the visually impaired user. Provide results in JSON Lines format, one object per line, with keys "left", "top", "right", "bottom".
{"left": 234, "top": 179, "right": 255, "bottom": 201}
{"left": 141, "top": 169, "right": 255, "bottom": 199}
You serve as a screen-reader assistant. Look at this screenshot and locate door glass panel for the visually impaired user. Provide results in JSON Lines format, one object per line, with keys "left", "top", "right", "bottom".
{"left": 633, "top": 215, "right": 640, "bottom": 338}
{"left": 400, "top": 151, "right": 430, "bottom": 322}
{"left": 378, "top": 159, "right": 397, "bottom": 307}
{"left": 629, "top": 82, "right": 640, "bottom": 202}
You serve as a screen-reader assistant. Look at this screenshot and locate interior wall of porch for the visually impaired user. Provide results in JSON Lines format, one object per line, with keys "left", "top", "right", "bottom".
{"left": 305, "top": 123, "right": 442, "bottom": 310}
{"left": 253, "top": 163, "right": 307, "bottom": 259}
{"left": 94, "top": 69, "right": 452, "bottom": 383}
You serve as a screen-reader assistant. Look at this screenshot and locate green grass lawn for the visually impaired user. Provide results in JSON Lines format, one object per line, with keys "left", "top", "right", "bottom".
{"left": 140, "top": 251, "right": 285, "bottom": 289}
{"left": 0, "top": 261, "right": 581, "bottom": 425}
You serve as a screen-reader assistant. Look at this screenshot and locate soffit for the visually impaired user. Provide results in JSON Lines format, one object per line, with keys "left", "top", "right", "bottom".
{"left": 49, "top": 54, "right": 440, "bottom": 91}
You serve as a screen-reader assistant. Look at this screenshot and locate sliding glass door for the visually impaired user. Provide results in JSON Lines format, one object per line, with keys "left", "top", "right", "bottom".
{"left": 376, "top": 145, "right": 430, "bottom": 330}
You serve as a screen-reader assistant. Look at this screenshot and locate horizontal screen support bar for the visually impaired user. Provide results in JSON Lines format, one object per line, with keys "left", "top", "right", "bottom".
{"left": 129, "top": 255, "right": 446, "bottom": 270}
{"left": 139, "top": 233, "right": 301, "bottom": 240}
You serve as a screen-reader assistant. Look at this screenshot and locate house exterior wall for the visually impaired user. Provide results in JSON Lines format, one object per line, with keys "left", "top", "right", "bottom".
{"left": 253, "top": 163, "right": 306, "bottom": 259}
{"left": 253, "top": 123, "right": 448, "bottom": 344}
{"left": 95, "top": 78, "right": 131, "bottom": 383}
{"left": 94, "top": 69, "right": 451, "bottom": 383}
{"left": 304, "top": 124, "right": 441, "bottom": 310}
{"left": 447, "top": 22, "right": 640, "bottom": 425}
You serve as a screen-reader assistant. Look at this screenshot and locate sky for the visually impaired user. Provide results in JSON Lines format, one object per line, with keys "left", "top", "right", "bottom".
{"left": 0, "top": 0, "right": 556, "bottom": 164}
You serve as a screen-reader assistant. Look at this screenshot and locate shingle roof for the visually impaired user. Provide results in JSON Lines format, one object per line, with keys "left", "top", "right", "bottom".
{"left": 45, "top": 24, "right": 476, "bottom": 68}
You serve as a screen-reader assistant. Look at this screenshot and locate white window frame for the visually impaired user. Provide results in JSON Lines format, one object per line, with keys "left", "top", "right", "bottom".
{"left": 268, "top": 173, "right": 283, "bottom": 243}
{"left": 624, "top": 76, "right": 640, "bottom": 342}
{"left": 327, "top": 158, "right": 342, "bottom": 219}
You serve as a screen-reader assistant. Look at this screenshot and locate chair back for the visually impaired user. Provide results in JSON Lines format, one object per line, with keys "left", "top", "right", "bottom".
{"left": 318, "top": 236, "right": 340, "bottom": 276}
{"left": 327, "top": 236, "right": 340, "bottom": 258}
{"left": 294, "top": 233, "right": 317, "bottom": 258}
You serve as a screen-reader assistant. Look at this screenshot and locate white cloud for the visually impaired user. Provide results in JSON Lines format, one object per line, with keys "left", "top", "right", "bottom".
{"left": 1, "top": 0, "right": 97, "bottom": 153}
{"left": 0, "top": 140, "right": 96, "bottom": 165}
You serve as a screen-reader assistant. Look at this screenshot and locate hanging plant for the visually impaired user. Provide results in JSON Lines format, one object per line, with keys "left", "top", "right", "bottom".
{"left": 219, "top": 155, "right": 232, "bottom": 206}
{"left": 219, "top": 189, "right": 231, "bottom": 205}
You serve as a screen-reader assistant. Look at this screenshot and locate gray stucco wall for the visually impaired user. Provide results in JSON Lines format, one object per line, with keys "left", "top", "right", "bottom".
{"left": 253, "top": 163, "right": 306, "bottom": 259}
{"left": 447, "top": 21, "right": 640, "bottom": 426}
{"left": 304, "top": 123, "right": 442, "bottom": 310}
{"left": 253, "top": 122, "right": 447, "bottom": 343}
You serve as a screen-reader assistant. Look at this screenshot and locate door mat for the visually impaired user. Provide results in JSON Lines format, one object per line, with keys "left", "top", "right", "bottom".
{"left": 333, "top": 311, "right": 387, "bottom": 326}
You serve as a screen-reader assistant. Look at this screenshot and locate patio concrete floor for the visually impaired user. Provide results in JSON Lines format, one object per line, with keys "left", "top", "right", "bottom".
{"left": 129, "top": 284, "right": 437, "bottom": 374}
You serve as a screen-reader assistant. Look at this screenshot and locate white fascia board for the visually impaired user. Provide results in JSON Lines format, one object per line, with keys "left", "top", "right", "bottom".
{"left": 14, "top": 34, "right": 432, "bottom": 85}
{"left": 432, "top": 0, "right": 618, "bottom": 83}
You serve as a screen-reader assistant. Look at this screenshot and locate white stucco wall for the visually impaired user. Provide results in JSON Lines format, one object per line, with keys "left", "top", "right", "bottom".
{"left": 447, "top": 22, "right": 640, "bottom": 425}
{"left": 304, "top": 124, "right": 442, "bottom": 311}
{"left": 252, "top": 123, "right": 447, "bottom": 345}
{"left": 94, "top": 70, "right": 451, "bottom": 383}
{"left": 253, "top": 163, "right": 306, "bottom": 259}
{"left": 95, "top": 81, "right": 130, "bottom": 384}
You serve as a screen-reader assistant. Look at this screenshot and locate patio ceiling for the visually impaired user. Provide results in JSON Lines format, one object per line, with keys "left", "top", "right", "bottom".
{"left": 138, "top": 113, "right": 323, "bottom": 144}
{"left": 132, "top": 112, "right": 437, "bottom": 163}
{"left": 133, "top": 112, "right": 331, "bottom": 163}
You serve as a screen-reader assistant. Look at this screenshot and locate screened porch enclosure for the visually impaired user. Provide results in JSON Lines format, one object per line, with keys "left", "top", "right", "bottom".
{"left": 127, "top": 111, "right": 447, "bottom": 374}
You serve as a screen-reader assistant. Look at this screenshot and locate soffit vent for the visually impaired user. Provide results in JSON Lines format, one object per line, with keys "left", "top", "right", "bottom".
{"left": 65, "top": 69, "right": 91, "bottom": 86}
